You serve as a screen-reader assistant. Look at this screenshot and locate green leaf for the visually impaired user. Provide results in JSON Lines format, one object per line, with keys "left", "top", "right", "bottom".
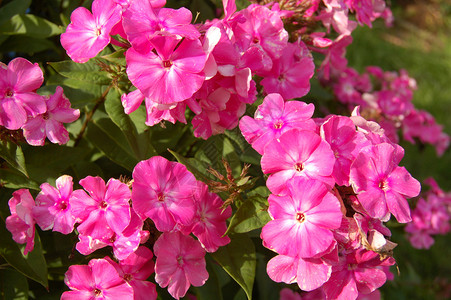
{"left": 0, "top": 269, "right": 29, "bottom": 300}
{"left": 0, "top": 35, "right": 56, "bottom": 54}
{"left": 85, "top": 119, "right": 139, "bottom": 171}
{"left": 225, "top": 195, "right": 270, "bottom": 234}
{"left": 104, "top": 88, "right": 156, "bottom": 160}
{"left": 0, "top": 169, "right": 39, "bottom": 190}
{"left": 0, "top": 14, "right": 62, "bottom": 38}
{"left": 0, "top": 0, "right": 31, "bottom": 27}
{"left": 196, "top": 257, "right": 223, "bottom": 300}
{"left": 0, "top": 218, "right": 48, "bottom": 288}
{"left": 48, "top": 60, "right": 112, "bottom": 86}
{"left": 211, "top": 233, "right": 256, "bottom": 300}
{"left": 168, "top": 150, "right": 212, "bottom": 183}
{"left": 0, "top": 141, "right": 28, "bottom": 177}
{"left": 101, "top": 49, "right": 126, "bottom": 66}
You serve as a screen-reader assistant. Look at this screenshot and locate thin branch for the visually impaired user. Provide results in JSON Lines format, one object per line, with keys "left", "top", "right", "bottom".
{"left": 74, "top": 85, "right": 112, "bottom": 147}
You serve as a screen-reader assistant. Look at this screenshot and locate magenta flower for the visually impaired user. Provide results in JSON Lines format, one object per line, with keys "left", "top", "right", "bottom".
{"left": 260, "top": 41, "right": 315, "bottom": 100}
{"left": 261, "top": 129, "right": 335, "bottom": 194}
{"left": 131, "top": 156, "right": 197, "bottom": 232}
{"left": 261, "top": 177, "right": 342, "bottom": 258}
{"left": 60, "top": 0, "right": 122, "bottom": 63}
{"left": 122, "top": 0, "right": 199, "bottom": 53}
{"left": 22, "top": 86, "right": 80, "bottom": 146}
{"left": 154, "top": 232, "right": 208, "bottom": 299}
{"left": 126, "top": 35, "right": 206, "bottom": 105}
{"left": 183, "top": 182, "right": 232, "bottom": 252}
{"left": 5, "top": 189, "right": 36, "bottom": 255}
{"left": 322, "top": 249, "right": 394, "bottom": 300}
{"left": 61, "top": 258, "right": 133, "bottom": 300}
{"left": 32, "top": 175, "right": 76, "bottom": 234}
{"left": 106, "top": 246, "right": 157, "bottom": 300}
{"left": 239, "top": 93, "right": 316, "bottom": 155}
{"left": 0, "top": 57, "right": 46, "bottom": 130}
{"left": 71, "top": 176, "right": 131, "bottom": 239}
{"left": 320, "top": 115, "right": 370, "bottom": 186}
{"left": 350, "top": 143, "right": 421, "bottom": 223}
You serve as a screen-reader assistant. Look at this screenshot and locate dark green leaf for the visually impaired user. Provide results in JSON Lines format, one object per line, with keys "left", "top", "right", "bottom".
{"left": 168, "top": 150, "right": 212, "bottom": 183}
{"left": 0, "top": 269, "right": 29, "bottom": 300}
{"left": 85, "top": 119, "right": 139, "bottom": 171}
{"left": 226, "top": 195, "right": 270, "bottom": 234}
{"left": 0, "top": 141, "right": 28, "bottom": 177}
{"left": 211, "top": 233, "right": 256, "bottom": 300}
{"left": 104, "top": 88, "right": 156, "bottom": 161}
{"left": 0, "top": 14, "right": 62, "bottom": 38}
{"left": 0, "top": 35, "right": 56, "bottom": 54}
{"left": 48, "top": 60, "right": 112, "bottom": 86}
{"left": 101, "top": 50, "right": 126, "bottom": 66}
{"left": 196, "top": 257, "right": 223, "bottom": 300}
{"left": 0, "top": 169, "right": 39, "bottom": 190}
{"left": 0, "top": 217, "right": 48, "bottom": 288}
{"left": 0, "top": 0, "right": 32, "bottom": 27}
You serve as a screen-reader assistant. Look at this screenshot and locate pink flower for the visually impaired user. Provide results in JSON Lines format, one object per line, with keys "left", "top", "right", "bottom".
{"left": 5, "top": 189, "right": 36, "bottom": 255}
{"left": 122, "top": 0, "right": 199, "bottom": 53}
{"left": 61, "top": 258, "right": 133, "bottom": 300}
{"left": 154, "top": 232, "right": 208, "bottom": 299}
{"left": 71, "top": 176, "right": 131, "bottom": 239}
{"left": 22, "top": 86, "right": 80, "bottom": 146}
{"left": 350, "top": 143, "right": 421, "bottom": 223}
{"left": 261, "top": 129, "right": 335, "bottom": 194}
{"left": 106, "top": 246, "right": 157, "bottom": 300}
{"left": 126, "top": 35, "right": 206, "bottom": 105}
{"left": 239, "top": 93, "right": 316, "bottom": 155}
{"left": 32, "top": 175, "right": 76, "bottom": 234}
{"left": 261, "top": 177, "right": 342, "bottom": 258}
{"left": 60, "top": 0, "right": 122, "bottom": 63}
{"left": 260, "top": 41, "right": 315, "bottom": 100}
{"left": 0, "top": 57, "right": 46, "bottom": 130}
{"left": 131, "top": 156, "right": 197, "bottom": 232}
{"left": 322, "top": 248, "right": 394, "bottom": 300}
{"left": 182, "top": 182, "right": 232, "bottom": 252}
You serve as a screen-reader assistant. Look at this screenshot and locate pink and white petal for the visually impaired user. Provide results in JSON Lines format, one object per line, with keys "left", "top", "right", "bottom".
{"left": 296, "top": 257, "right": 332, "bottom": 291}
{"left": 90, "top": 259, "right": 123, "bottom": 289}
{"left": 323, "top": 270, "right": 358, "bottom": 300}
{"left": 56, "top": 175, "right": 74, "bottom": 200}
{"left": 105, "top": 179, "right": 131, "bottom": 205}
{"left": 77, "top": 210, "right": 112, "bottom": 239}
{"left": 385, "top": 191, "right": 412, "bottom": 223}
{"left": 388, "top": 167, "right": 421, "bottom": 198}
{"left": 354, "top": 267, "right": 386, "bottom": 294}
{"left": 171, "top": 39, "right": 206, "bottom": 73}
{"left": 64, "top": 264, "right": 95, "bottom": 291}
{"left": 45, "top": 119, "right": 70, "bottom": 145}
{"left": 166, "top": 268, "right": 190, "bottom": 299}
{"left": 130, "top": 280, "right": 157, "bottom": 300}
{"left": 105, "top": 205, "right": 131, "bottom": 234}
{"left": 22, "top": 116, "right": 46, "bottom": 146}
{"left": 266, "top": 254, "right": 298, "bottom": 284}
{"left": 121, "top": 89, "right": 144, "bottom": 114}
{"left": 70, "top": 189, "right": 98, "bottom": 221}
{"left": 51, "top": 107, "right": 80, "bottom": 123}
{"left": 79, "top": 176, "right": 106, "bottom": 202}
{"left": 306, "top": 192, "right": 342, "bottom": 229}
{"left": 7, "top": 58, "right": 43, "bottom": 91}
{"left": 0, "top": 98, "right": 28, "bottom": 130}
{"left": 266, "top": 170, "right": 296, "bottom": 195}
{"left": 357, "top": 189, "right": 388, "bottom": 220}
{"left": 298, "top": 222, "right": 335, "bottom": 258}
{"left": 52, "top": 210, "right": 75, "bottom": 234}
{"left": 61, "top": 290, "right": 95, "bottom": 300}
{"left": 261, "top": 219, "right": 301, "bottom": 256}
{"left": 102, "top": 283, "right": 134, "bottom": 300}
{"left": 15, "top": 92, "right": 46, "bottom": 116}
{"left": 267, "top": 194, "right": 297, "bottom": 219}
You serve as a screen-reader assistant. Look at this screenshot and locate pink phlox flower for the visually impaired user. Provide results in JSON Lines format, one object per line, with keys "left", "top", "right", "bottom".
{"left": 375, "top": 89, "right": 413, "bottom": 118}
{"left": 239, "top": 93, "right": 316, "bottom": 155}
{"left": 260, "top": 40, "right": 315, "bottom": 100}
{"left": 61, "top": 258, "right": 133, "bottom": 300}
{"left": 122, "top": 0, "right": 199, "bottom": 53}
{"left": 332, "top": 68, "right": 369, "bottom": 106}
{"left": 322, "top": 248, "right": 395, "bottom": 300}
{"left": 32, "top": 175, "right": 76, "bottom": 234}
{"left": 350, "top": 143, "right": 421, "bottom": 223}
{"left": 131, "top": 156, "right": 197, "bottom": 232}
{"left": 106, "top": 246, "right": 157, "bottom": 300}
{"left": 320, "top": 115, "right": 370, "bottom": 186}
{"left": 333, "top": 216, "right": 361, "bottom": 249}
{"left": 22, "top": 86, "right": 80, "bottom": 146}
{"left": 232, "top": 4, "right": 288, "bottom": 72}
{"left": 5, "top": 189, "right": 36, "bottom": 255}
{"left": 261, "top": 129, "right": 336, "bottom": 194}
{"left": 262, "top": 177, "right": 342, "bottom": 258}
{"left": 279, "top": 288, "right": 302, "bottom": 300}
{"left": 181, "top": 181, "right": 232, "bottom": 252}
{"left": 318, "top": 0, "right": 357, "bottom": 37}
{"left": 71, "top": 176, "right": 131, "bottom": 240}
{"left": 0, "top": 58, "right": 46, "bottom": 130}
{"left": 350, "top": 106, "right": 392, "bottom": 145}
{"left": 154, "top": 232, "right": 209, "bottom": 299}
{"left": 60, "top": 0, "right": 122, "bottom": 63}
{"left": 318, "top": 35, "right": 352, "bottom": 81}
{"left": 347, "top": 0, "right": 386, "bottom": 27}
{"left": 126, "top": 35, "right": 206, "bottom": 105}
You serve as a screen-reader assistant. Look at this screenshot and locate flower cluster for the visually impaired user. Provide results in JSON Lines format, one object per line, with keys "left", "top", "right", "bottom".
{"left": 326, "top": 65, "right": 450, "bottom": 155}
{"left": 240, "top": 93, "right": 420, "bottom": 299}
{"left": 0, "top": 58, "right": 80, "bottom": 146}
{"left": 5, "top": 156, "right": 231, "bottom": 299}
{"left": 61, "top": 0, "right": 314, "bottom": 139}
{"left": 405, "top": 178, "right": 451, "bottom": 249}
